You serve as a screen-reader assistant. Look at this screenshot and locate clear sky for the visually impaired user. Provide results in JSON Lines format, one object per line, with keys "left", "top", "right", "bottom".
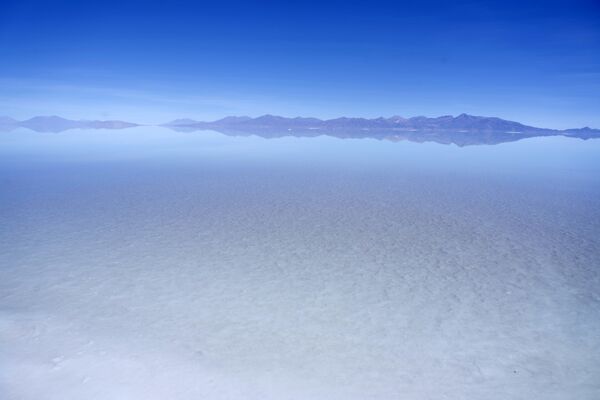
{"left": 1, "top": 0, "right": 599, "bottom": 128}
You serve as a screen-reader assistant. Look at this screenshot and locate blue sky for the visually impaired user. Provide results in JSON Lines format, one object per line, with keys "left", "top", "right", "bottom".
{"left": 0, "top": 0, "right": 599, "bottom": 128}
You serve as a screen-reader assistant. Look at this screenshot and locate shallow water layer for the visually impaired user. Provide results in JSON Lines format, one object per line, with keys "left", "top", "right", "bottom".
{"left": 1, "top": 128, "right": 600, "bottom": 399}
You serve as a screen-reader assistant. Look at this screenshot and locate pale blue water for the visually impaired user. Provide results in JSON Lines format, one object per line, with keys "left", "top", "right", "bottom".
{"left": 1, "top": 127, "right": 600, "bottom": 399}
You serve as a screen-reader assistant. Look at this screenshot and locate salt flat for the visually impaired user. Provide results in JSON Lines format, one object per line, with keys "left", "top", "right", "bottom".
{"left": 1, "top": 128, "right": 599, "bottom": 399}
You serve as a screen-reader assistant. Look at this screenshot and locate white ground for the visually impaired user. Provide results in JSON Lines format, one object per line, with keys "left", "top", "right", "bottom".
{"left": 1, "top": 139, "right": 600, "bottom": 399}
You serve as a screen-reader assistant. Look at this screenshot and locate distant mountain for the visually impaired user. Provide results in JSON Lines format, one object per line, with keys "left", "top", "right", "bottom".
{"left": 0, "top": 116, "right": 139, "bottom": 132}
{"left": 2, "top": 114, "right": 599, "bottom": 146}
{"left": 161, "top": 114, "right": 600, "bottom": 145}
{"left": 163, "top": 113, "right": 558, "bottom": 133}
{"left": 561, "top": 126, "right": 600, "bottom": 139}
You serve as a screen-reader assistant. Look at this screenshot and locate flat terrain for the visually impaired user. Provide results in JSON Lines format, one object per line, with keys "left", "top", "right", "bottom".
{"left": 1, "top": 129, "right": 599, "bottom": 399}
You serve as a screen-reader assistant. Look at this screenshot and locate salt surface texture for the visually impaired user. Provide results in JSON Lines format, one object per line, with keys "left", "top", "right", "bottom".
{"left": 1, "top": 128, "right": 599, "bottom": 399}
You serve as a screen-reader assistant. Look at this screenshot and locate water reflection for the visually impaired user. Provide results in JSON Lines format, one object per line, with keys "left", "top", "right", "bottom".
{"left": 2, "top": 123, "right": 599, "bottom": 146}
{"left": 166, "top": 126, "right": 564, "bottom": 146}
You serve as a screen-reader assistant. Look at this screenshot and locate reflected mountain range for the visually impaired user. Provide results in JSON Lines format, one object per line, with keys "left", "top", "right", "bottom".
{"left": 2, "top": 114, "right": 599, "bottom": 146}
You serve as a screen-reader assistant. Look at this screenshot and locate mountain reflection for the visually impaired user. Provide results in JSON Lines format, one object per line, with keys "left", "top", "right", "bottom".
{"left": 165, "top": 126, "right": 596, "bottom": 147}
{"left": 2, "top": 120, "right": 598, "bottom": 146}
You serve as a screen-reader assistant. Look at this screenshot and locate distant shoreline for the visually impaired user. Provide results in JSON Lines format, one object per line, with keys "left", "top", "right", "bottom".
{"left": 1, "top": 114, "right": 599, "bottom": 146}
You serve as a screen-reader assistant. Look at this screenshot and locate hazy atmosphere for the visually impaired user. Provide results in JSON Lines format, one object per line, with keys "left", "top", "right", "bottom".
{"left": 1, "top": 1, "right": 600, "bottom": 399}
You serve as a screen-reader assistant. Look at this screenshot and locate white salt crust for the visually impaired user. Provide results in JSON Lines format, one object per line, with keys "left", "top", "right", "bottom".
{"left": 1, "top": 135, "right": 600, "bottom": 399}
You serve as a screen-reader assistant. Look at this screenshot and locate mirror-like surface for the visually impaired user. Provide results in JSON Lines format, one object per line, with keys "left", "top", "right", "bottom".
{"left": 1, "top": 128, "right": 599, "bottom": 399}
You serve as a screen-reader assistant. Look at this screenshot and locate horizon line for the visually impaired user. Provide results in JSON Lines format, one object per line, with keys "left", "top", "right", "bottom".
{"left": 1, "top": 113, "right": 597, "bottom": 130}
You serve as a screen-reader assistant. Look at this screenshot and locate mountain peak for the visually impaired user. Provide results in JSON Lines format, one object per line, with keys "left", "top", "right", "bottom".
{"left": 24, "top": 115, "right": 70, "bottom": 122}
{"left": 215, "top": 116, "right": 252, "bottom": 123}
{"left": 388, "top": 115, "right": 406, "bottom": 122}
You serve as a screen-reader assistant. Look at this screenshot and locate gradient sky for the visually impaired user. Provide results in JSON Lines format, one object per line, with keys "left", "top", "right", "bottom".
{"left": 1, "top": 0, "right": 599, "bottom": 128}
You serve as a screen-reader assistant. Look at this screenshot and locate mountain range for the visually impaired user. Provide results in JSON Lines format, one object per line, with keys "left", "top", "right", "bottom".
{"left": 1, "top": 114, "right": 599, "bottom": 146}
{"left": 0, "top": 116, "right": 139, "bottom": 133}
{"left": 164, "top": 113, "right": 597, "bottom": 134}
{"left": 162, "top": 114, "right": 600, "bottom": 145}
